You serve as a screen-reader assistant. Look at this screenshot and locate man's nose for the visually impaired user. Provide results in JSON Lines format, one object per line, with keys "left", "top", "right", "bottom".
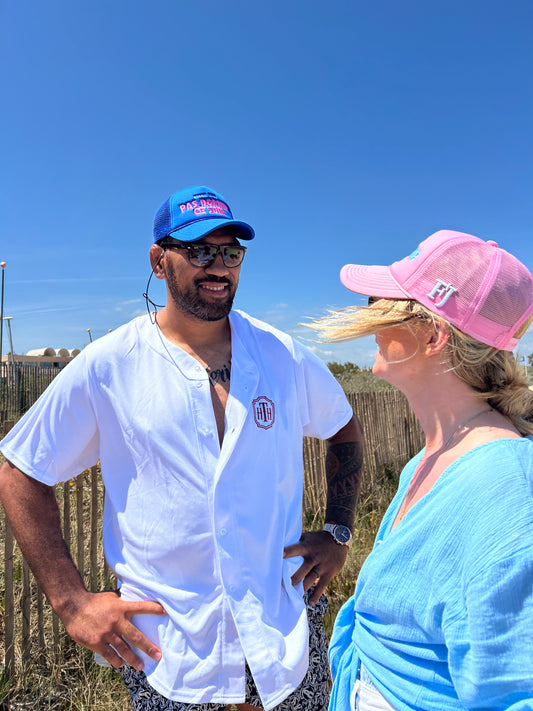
{"left": 204, "top": 252, "right": 230, "bottom": 275}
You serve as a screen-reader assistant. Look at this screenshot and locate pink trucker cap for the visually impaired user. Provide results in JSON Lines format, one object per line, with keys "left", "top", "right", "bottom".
{"left": 340, "top": 230, "right": 533, "bottom": 351}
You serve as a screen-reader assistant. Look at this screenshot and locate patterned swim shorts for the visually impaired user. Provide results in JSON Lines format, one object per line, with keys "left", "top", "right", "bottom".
{"left": 120, "top": 594, "right": 329, "bottom": 711}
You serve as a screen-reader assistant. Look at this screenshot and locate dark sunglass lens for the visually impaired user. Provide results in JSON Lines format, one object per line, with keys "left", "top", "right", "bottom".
{"left": 222, "top": 247, "right": 244, "bottom": 267}
{"left": 189, "top": 245, "right": 218, "bottom": 266}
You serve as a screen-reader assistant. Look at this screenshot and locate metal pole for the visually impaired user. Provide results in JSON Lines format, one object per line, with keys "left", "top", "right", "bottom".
{"left": 0, "top": 262, "right": 5, "bottom": 372}
{"left": 87, "top": 328, "right": 93, "bottom": 343}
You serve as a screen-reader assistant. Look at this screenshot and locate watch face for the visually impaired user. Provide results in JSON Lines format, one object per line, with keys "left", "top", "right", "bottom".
{"left": 335, "top": 525, "right": 352, "bottom": 544}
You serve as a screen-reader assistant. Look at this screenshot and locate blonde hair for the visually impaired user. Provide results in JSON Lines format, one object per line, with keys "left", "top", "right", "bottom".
{"left": 312, "top": 300, "right": 533, "bottom": 436}
{"left": 311, "top": 298, "right": 435, "bottom": 342}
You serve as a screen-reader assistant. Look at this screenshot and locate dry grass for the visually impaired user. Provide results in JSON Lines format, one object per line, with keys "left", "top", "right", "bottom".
{"left": 0, "top": 650, "right": 130, "bottom": 710}
{"left": 333, "top": 369, "right": 396, "bottom": 394}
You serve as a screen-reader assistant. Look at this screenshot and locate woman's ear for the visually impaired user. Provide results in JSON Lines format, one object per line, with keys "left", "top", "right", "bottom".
{"left": 424, "top": 320, "right": 450, "bottom": 356}
{"left": 149, "top": 245, "right": 166, "bottom": 280}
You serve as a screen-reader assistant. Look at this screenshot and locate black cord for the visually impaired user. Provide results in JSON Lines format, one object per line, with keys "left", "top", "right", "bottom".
{"left": 143, "top": 251, "right": 166, "bottom": 323}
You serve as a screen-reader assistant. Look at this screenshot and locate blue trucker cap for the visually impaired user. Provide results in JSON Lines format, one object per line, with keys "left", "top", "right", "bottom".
{"left": 153, "top": 185, "right": 255, "bottom": 243}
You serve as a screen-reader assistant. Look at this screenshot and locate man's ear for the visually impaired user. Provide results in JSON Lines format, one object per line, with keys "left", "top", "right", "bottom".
{"left": 424, "top": 320, "right": 450, "bottom": 356}
{"left": 149, "top": 245, "right": 166, "bottom": 280}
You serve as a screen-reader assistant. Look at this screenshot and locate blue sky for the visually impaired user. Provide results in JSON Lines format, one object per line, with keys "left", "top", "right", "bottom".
{"left": 1, "top": 0, "right": 532, "bottom": 367}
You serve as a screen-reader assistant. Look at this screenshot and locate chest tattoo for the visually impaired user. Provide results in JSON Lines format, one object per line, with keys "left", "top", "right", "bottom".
{"left": 206, "top": 363, "right": 231, "bottom": 387}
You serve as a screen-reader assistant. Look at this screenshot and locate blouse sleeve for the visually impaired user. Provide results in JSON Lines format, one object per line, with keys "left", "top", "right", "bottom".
{"left": 445, "top": 547, "right": 533, "bottom": 709}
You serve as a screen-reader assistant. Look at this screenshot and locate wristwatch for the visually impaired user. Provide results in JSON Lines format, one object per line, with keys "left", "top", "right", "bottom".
{"left": 323, "top": 523, "right": 353, "bottom": 547}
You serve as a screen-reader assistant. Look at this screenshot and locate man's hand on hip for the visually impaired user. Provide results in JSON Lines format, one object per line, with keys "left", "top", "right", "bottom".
{"left": 59, "top": 590, "right": 167, "bottom": 670}
{"left": 283, "top": 530, "right": 349, "bottom": 606}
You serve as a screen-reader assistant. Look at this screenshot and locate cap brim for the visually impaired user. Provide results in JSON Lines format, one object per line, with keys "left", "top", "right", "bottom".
{"left": 167, "top": 218, "right": 255, "bottom": 243}
{"left": 340, "top": 263, "right": 410, "bottom": 298}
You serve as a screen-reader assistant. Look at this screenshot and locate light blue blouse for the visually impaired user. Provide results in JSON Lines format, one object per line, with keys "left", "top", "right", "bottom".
{"left": 329, "top": 437, "right": 533, "bottom": 711}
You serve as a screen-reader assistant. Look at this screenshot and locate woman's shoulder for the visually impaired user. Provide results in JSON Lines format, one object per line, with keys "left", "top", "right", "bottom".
{"left": 467, "top": 434, "right": 533, "bottom": 462}
{"left": 455, "top": 436, "right": 533, "bottom": 487}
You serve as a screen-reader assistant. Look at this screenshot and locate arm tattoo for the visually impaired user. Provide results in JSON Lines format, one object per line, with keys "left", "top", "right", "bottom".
{"left": 325, "top": 441, "right": 363, "bottom": 529}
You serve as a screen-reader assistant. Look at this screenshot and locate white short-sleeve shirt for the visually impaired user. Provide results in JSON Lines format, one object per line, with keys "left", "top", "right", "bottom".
{"left": 1, "top": 311, "right": 353, "bottom": 709}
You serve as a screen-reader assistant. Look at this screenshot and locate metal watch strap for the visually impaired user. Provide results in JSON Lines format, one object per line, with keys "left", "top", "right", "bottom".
{"left": 323, "top": 522, "right": 353, "bottom": 547}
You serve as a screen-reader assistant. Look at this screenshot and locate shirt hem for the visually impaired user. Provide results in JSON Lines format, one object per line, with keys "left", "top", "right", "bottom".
{"left": 144, "top": 671, "right": 299, "bottom": 711}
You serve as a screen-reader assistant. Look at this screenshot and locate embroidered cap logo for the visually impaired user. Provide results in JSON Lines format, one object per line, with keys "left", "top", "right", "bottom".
{"left": 427, "top": 279, "right": 458, "bottom": 308}
{"left": 252, "top": 396, "right": 275, "bottom": 430}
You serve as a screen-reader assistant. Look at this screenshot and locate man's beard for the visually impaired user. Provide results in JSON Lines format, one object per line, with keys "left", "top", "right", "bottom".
{"left": 166, "top": 270, "right": 236, "bottom": 321}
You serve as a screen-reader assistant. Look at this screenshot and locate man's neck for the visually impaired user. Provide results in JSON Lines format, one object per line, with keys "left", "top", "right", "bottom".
{"left": 154, "top": 304, "right": 232, "bottom": 352}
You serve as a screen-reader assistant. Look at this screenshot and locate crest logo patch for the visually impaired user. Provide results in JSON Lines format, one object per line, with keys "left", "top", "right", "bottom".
{"left": 252, "top": 396, "right": 275, "bottom": 430}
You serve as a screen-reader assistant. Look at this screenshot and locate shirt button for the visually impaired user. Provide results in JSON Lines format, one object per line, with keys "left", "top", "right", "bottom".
{"left": 220, "top": 528, "right": 228, "bottom": 536}
{"left": 196, "top": 381, "right": 202, "bottom": 388}
{"left": 228, "top": 584, "right": 236, "bottom": 593}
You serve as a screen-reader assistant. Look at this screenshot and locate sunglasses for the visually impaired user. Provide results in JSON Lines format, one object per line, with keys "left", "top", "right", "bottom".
{"left": 368, "top": 296, "right": 422, "bottom": 322}
{"left": 161, "top": 240, "right": 247, "bottom": 268}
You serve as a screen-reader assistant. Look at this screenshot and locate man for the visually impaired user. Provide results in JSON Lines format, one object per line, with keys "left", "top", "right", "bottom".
{"left": 0, "top": 186, "right": 363, "bottom": 711}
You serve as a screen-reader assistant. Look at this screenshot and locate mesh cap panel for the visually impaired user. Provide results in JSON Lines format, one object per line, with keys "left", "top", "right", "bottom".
{"left": 419, "top": 242, "right": 491, "bottom": 304}
{"left": 479, "top": 251, "right": 532, "bottom": 329}
{"left": 404, "top": 240, "right": 493, "bottom": 328}
{"left": 153, "top": 200, "right": 172, "bottom": 242}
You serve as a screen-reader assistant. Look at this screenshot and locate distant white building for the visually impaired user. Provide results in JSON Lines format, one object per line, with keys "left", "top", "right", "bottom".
{"left": 1, "top": 347, "right": 80, "bottom": 368}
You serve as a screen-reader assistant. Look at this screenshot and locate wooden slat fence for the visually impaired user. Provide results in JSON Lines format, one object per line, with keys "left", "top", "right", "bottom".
{"left": 1, "top": 388, "right": 423, "bottom": 680}
{"left": 1, "top": 465, "right": 114, "bottom": 680}
{"left": 303, "top": 391, "right": 424, "bottom": 511}
{"left": 0, "top": 365, "right": 62, "bottom": 427}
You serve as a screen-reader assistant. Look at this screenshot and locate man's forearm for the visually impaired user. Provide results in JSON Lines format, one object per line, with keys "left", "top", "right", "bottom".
{"left": 285, "top": 415, "right": 363, "bottom": 603}
{"left": 324, "top": 416, "right": 364, "bottom": 529}
{"left": 0, "top": 460, "right": 87, "bottom": 614}
{"left": 0, "top": 461, "right": 166, "bottom": 668}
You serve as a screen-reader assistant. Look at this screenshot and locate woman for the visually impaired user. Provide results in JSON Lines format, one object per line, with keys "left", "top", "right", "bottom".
{"left": 314, "top": 230, "right": 533, "bottom": 710}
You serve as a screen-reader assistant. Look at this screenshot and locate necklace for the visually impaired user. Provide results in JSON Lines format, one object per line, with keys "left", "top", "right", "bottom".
{"left": 396, "top": 407, "right": 494, "bottom": 522}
